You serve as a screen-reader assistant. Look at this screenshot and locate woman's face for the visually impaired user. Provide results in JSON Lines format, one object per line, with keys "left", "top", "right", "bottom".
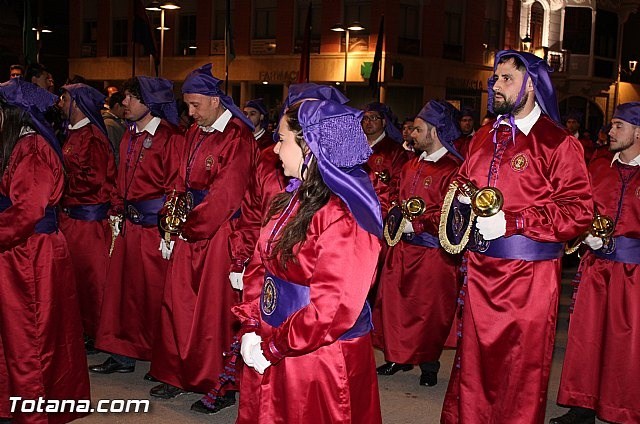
{"left": 274, "top": 116, "right": 305, "bottom": 178}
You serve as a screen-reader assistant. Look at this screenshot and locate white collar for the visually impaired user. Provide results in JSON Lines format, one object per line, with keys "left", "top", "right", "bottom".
{"left": 69, "top": 117, "right": 91, "bottom": 130}
{"left": 496, "top": 102, "right": 542, "bottom": 136}
{"left": 254, "top": 127, "right": 266, "bottom": 140}
{"left": 419, "top": 146, "right": 448, "bottom": 162}
{"left": 370, "top": 131, "right": 387, "bottom": 148}
{"left": 573, "top": 131, "right": 580, "bottom": 139}
{"left": 200, "top": 109, "right": 232, "bottom": 133}
{"left": 135, "top": 116, "right": 161, "bottom": 136}
{"left": 19, "top": 126, "right": 35, "bottom": 137}
{"left": 611, "top": 152, "right": 640, "bottom": 167}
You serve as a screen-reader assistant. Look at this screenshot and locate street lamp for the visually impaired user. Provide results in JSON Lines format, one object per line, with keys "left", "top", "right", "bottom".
{"left": 331, "top": 22, "right": 365, "bottom": 94}
{"left": 32, "top": 26, "right": 52, "bottom": 63}
{"left": 521, "top": 34, "right": 532, "bottom": 52}
{"left": 614, "top": 59, "right": 638, "bottom": 108}
{"left": 145, "top": 1, "right": 181, "bottom": 77}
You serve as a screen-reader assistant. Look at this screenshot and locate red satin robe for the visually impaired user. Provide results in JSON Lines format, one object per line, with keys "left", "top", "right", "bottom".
{"left": 373, "top": 152, "right": 461, "bottom": 363}
{"left": 150, "top": 118, "right": 255, "bottom": 392}
{"left": 0, "top": 133, "right": 90, "bottom": 423}
{"left": 228, "top": 143, "right": 286, "bottom": 274}
{"left": 233, "top": 195, "right": 382, "bottom": 424}
{"left": 96, "top": 119, "right": 183, "bottom": 360}
{"left": 255, "top": 129, "right": 274, "bottom": 151}
{"left": 58, "top": 123, "right": 117, "bottom": 338}
{"left": 441, "top": 115, "right": 593, "bottom": 424}
{"left": 557, "top": 154, "right": 640, "bottom": 423}
{"left": 365, "top": 136, "right": 408, "bottom": 217}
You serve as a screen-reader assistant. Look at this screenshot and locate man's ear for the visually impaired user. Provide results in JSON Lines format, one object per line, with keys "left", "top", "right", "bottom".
{"left": 526, "top": 76, "right": 534, "bottom": 92}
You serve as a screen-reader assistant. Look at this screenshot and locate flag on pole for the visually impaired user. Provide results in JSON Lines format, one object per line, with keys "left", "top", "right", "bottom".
{"left": 297, "top": 2, "right": 312, "bottom": 83}
{"left": 133, "top": 0, "right": 158, "bottom": 74}
{"left": 369, "top": 16, "right": 384, "bottom": 100}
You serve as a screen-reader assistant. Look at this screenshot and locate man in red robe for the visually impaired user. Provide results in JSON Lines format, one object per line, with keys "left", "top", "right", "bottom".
{"left": 552, "top": 101, "right": 640, "bottom": 424}
{"left": 149, "top": 64, "right": 256, "bottom": 401}
{"left": 57, "top": 83, "right": 117, "bottom": 351}
{"left": 439, "top": 50, "right": 593, "bottom": 424}
{"left": 0, "top": 77, "right": 90, "bottom": 424}
{"left": 243, "top": 98, "right": 273, "bottom": 150}
{"left": 375, "top": 100, "right": 463, "bottom": 387}
{"left": 91, "top": 76, "right": 183, "bottom": 374}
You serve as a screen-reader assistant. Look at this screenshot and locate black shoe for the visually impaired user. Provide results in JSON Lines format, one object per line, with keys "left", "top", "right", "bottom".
{"left": 191, "top": 395, "right": 236, "bottom": 415}
{"left": 143, "top": 372, "right": 158, "bottom": 382}
{"left": 419, "top": 371, "right": 437, "bottom": 386}
{"left": 549, "top": 408, "right": 596, "bottom": 424}
{"left": 89, "top": 357, "right": 135, "bottom": 374}
{"left": 376, "top": 362, "right": 414, "bottom": 375}
{"left": 150, "top": 383, "right": 186, "bottom": 399}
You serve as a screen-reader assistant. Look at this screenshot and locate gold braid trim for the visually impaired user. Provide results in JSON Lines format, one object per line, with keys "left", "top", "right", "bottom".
{"left": 383, "top": 216, "right": 407, "bottom": 247}
{"left": 438, "top": 181, "right": 476, "bottom": 254}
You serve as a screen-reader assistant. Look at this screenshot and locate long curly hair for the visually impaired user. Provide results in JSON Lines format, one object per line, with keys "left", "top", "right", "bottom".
{"left": 266, "top": 102, "right": 331, "bottom": 268}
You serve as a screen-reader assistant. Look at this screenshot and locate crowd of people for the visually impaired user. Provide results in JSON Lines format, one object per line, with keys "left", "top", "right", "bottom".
{"left": 0, "top": 49, "right": 638, "bottom": 424}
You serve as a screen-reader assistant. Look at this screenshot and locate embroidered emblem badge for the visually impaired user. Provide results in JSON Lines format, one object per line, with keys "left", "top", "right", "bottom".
{"left": 375, "top": 156, "right": 383, "bottom": 166}
{"left": 261, "top": 277, "right": 277, "bottom": 316}
{"left": 205, "top": 155, "right": 214, "bottom": 170}
{"left": 511, "top": 153, "right": 529, "bottom": 172}
{"left": 63, "top": 145, "right": 72, "bottom": 154}
{"left": 423, "top": 176, "right": 432, "bottom": 187}
{"left": 143, "top": 137, "right": 153, "bottom": 149}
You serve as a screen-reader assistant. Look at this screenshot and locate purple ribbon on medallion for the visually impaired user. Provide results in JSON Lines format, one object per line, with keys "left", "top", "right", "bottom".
{"left": 260, "top": 271, "right": 372, "bottom": 339}
{"left": 594, "top": 236, "right": 640, "bottom": 265}
{"left": 468, "top": 233, "right": 563, "bottom": 261}
{"left": 63, "top": 203, "right": 110, "bottom": 221}
{"left": 0, "top": 195, "right": 58, "bottom": 234}
{"left": 124, "top": 197, "right": 166, "bottom": 226}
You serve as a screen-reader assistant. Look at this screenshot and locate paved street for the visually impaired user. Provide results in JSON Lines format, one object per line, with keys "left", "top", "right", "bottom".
{"left": 79, "top": 265, "right": 606, "bottom": 423}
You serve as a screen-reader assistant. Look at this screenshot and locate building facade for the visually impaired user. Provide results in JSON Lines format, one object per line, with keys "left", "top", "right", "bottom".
{"left": 69, "top": 0, "right": 640, "bottom": 130}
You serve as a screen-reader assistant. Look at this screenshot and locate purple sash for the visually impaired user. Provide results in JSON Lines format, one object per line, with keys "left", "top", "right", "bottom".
{"left": 402, "top": 231, "right": 440, "bottom": 248}
{"left": 63, "top": 203, "right": 109, "bottom": 221}
{"left": 187, "top": 188, "right": 240, "bottom": 220}
{"left": 124, "top": 197, "right": 165, "bottom": 226}
{"left": 260, "top": 272, "right": 372, "bottom": 340}
{"left": 0, "top": 195, "right": 57, "bottom": 234}
{"left": 594, "top": 236, "right": 640, "bottom": 265}
{"left": 469, "top": 233, "right": 563, "bottom": 261}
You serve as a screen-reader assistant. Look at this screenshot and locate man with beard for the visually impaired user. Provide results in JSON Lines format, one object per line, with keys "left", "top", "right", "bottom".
{"left": 439, "top": 50, "right": 593, "bottom": 424}
{"left": 551, "top": 102, "right": 640, "bottom": 424}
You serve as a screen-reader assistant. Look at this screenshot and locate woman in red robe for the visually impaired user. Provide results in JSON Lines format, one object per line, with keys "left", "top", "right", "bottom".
{"left": 0, "top": 78, "right": 90, "bottom": 423}
{"left": 233, "top": 98, "right": 383, "bottom": 423}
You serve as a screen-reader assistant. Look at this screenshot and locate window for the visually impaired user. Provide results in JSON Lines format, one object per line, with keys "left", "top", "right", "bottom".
{"left": 484, "top": 0, "right": 502, "bottom": 51}
{"left": 111, "top": 0, "right": 128, "bottom": 57}
{"left": 82, "top": 0, "right": 97, "bottom": 57}
{"left": 398, "top": 0, "right": 421, "bottom": 55}
{"left": 562, "top": 7, "right": 591, "bottom": 55}
{"left": 254, "top": 0, "right": 277, "bottom": 39}
{"left": 529, "top": 2, "right": 544, "bottom": 49}
{"left": 344, "top": 0, "right": 371, "bottom": 35}
{"left": 443, "top": 0, "right": 464, "bottom": 61}
{"left": 178, "top": 14, "right": 197, "bottom": 55}
{"left": 294, "top": 0, "right": 321, "bottom": 54}
{"left": 593, "top": 9, "right": 618, "bottom": 79}
{"left": 213, "top": 0, "right": 230, "bottom": 40}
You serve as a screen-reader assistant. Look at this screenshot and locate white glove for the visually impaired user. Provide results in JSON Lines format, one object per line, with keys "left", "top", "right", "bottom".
{"left": 229, "top": 270, "right": 245, "bottom": 290}
{"left": 402, "top": 220, "right": 414, "bottom": 234}
{"left": 249, "top": 342, "right": 272, "bottom": 374}
{"left": 109, "top": 215, "right": 122, "bottom": 237}
{"left": 476, "top": 210, "right": 506, "bottom": 241}
{"left": 240, "top": 332, "right": 261, "bottom": 368}
{"left": 582, "top": 234, "right": 604, "bottom": 250}
{"left": 158, "top": 239, "right": 175, "bottom": 260}
{"left": 457, "top": 194, "right": 471, "bottom": 205}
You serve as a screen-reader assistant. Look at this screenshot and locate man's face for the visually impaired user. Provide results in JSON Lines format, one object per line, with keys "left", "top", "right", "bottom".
{"left": 243, "top": 106, "right": 263, "bottom": 131}
{"left": 401, "top": 120, "right": 414, "bottom": 142}
{"left": 10, "top": 69, "right": 22, "bottom": 79}
{"left": 32, "top": 72, "right": 49, "bottom": 90}
{"left": 111, "top": 102, "right": 125, "bottom": 119}
{"left": 411, "top": 118, "right": 437, "bottom": 152}
{"left": 609, "top": 118, "right": 639, "bottom": 153}
{"left": 57, "top": 91, "right": 73, "bottom": 120}
{"left": 361, "top": 111, "right": 385, "bottom": 139}
{"left": 459, "top": 116, "right": 474, "bottom": 135}
{"left": 492, "top": 58, "right": 530, "bottom": 116}
{"left": 122, "top": 90, "right": 150, "bottom": 122}
{"left": 45, "top": 72, "right": 54, "bottom": 92}
{"left": 565, "top": 118, "right": 580, "bottom": 134}
{"left": 184, "top": 93, "right": 220, "bottom": 127}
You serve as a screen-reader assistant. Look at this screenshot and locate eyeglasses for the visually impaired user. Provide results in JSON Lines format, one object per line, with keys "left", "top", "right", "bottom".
{"left": 362, "top": 115, "right": 383, "bottom": 122}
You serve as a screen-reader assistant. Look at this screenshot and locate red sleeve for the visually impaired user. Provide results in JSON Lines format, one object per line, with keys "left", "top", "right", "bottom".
{"left": 65, "top": 132, "right": 112, "bottom": 202}
{"left": 260, "top": 217, "right": 381, "bottom": 364}
{"left": 506, "top": 137, "right": 593, "bottom": 241}
{"left": 181, "top": 134, "right": 254, "bottom": 241}
{"left": 228, "top": 163, "right": 262, "bottom": 272}
{"left": 0, "top": 143, "right": 57, "bottom": 251}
